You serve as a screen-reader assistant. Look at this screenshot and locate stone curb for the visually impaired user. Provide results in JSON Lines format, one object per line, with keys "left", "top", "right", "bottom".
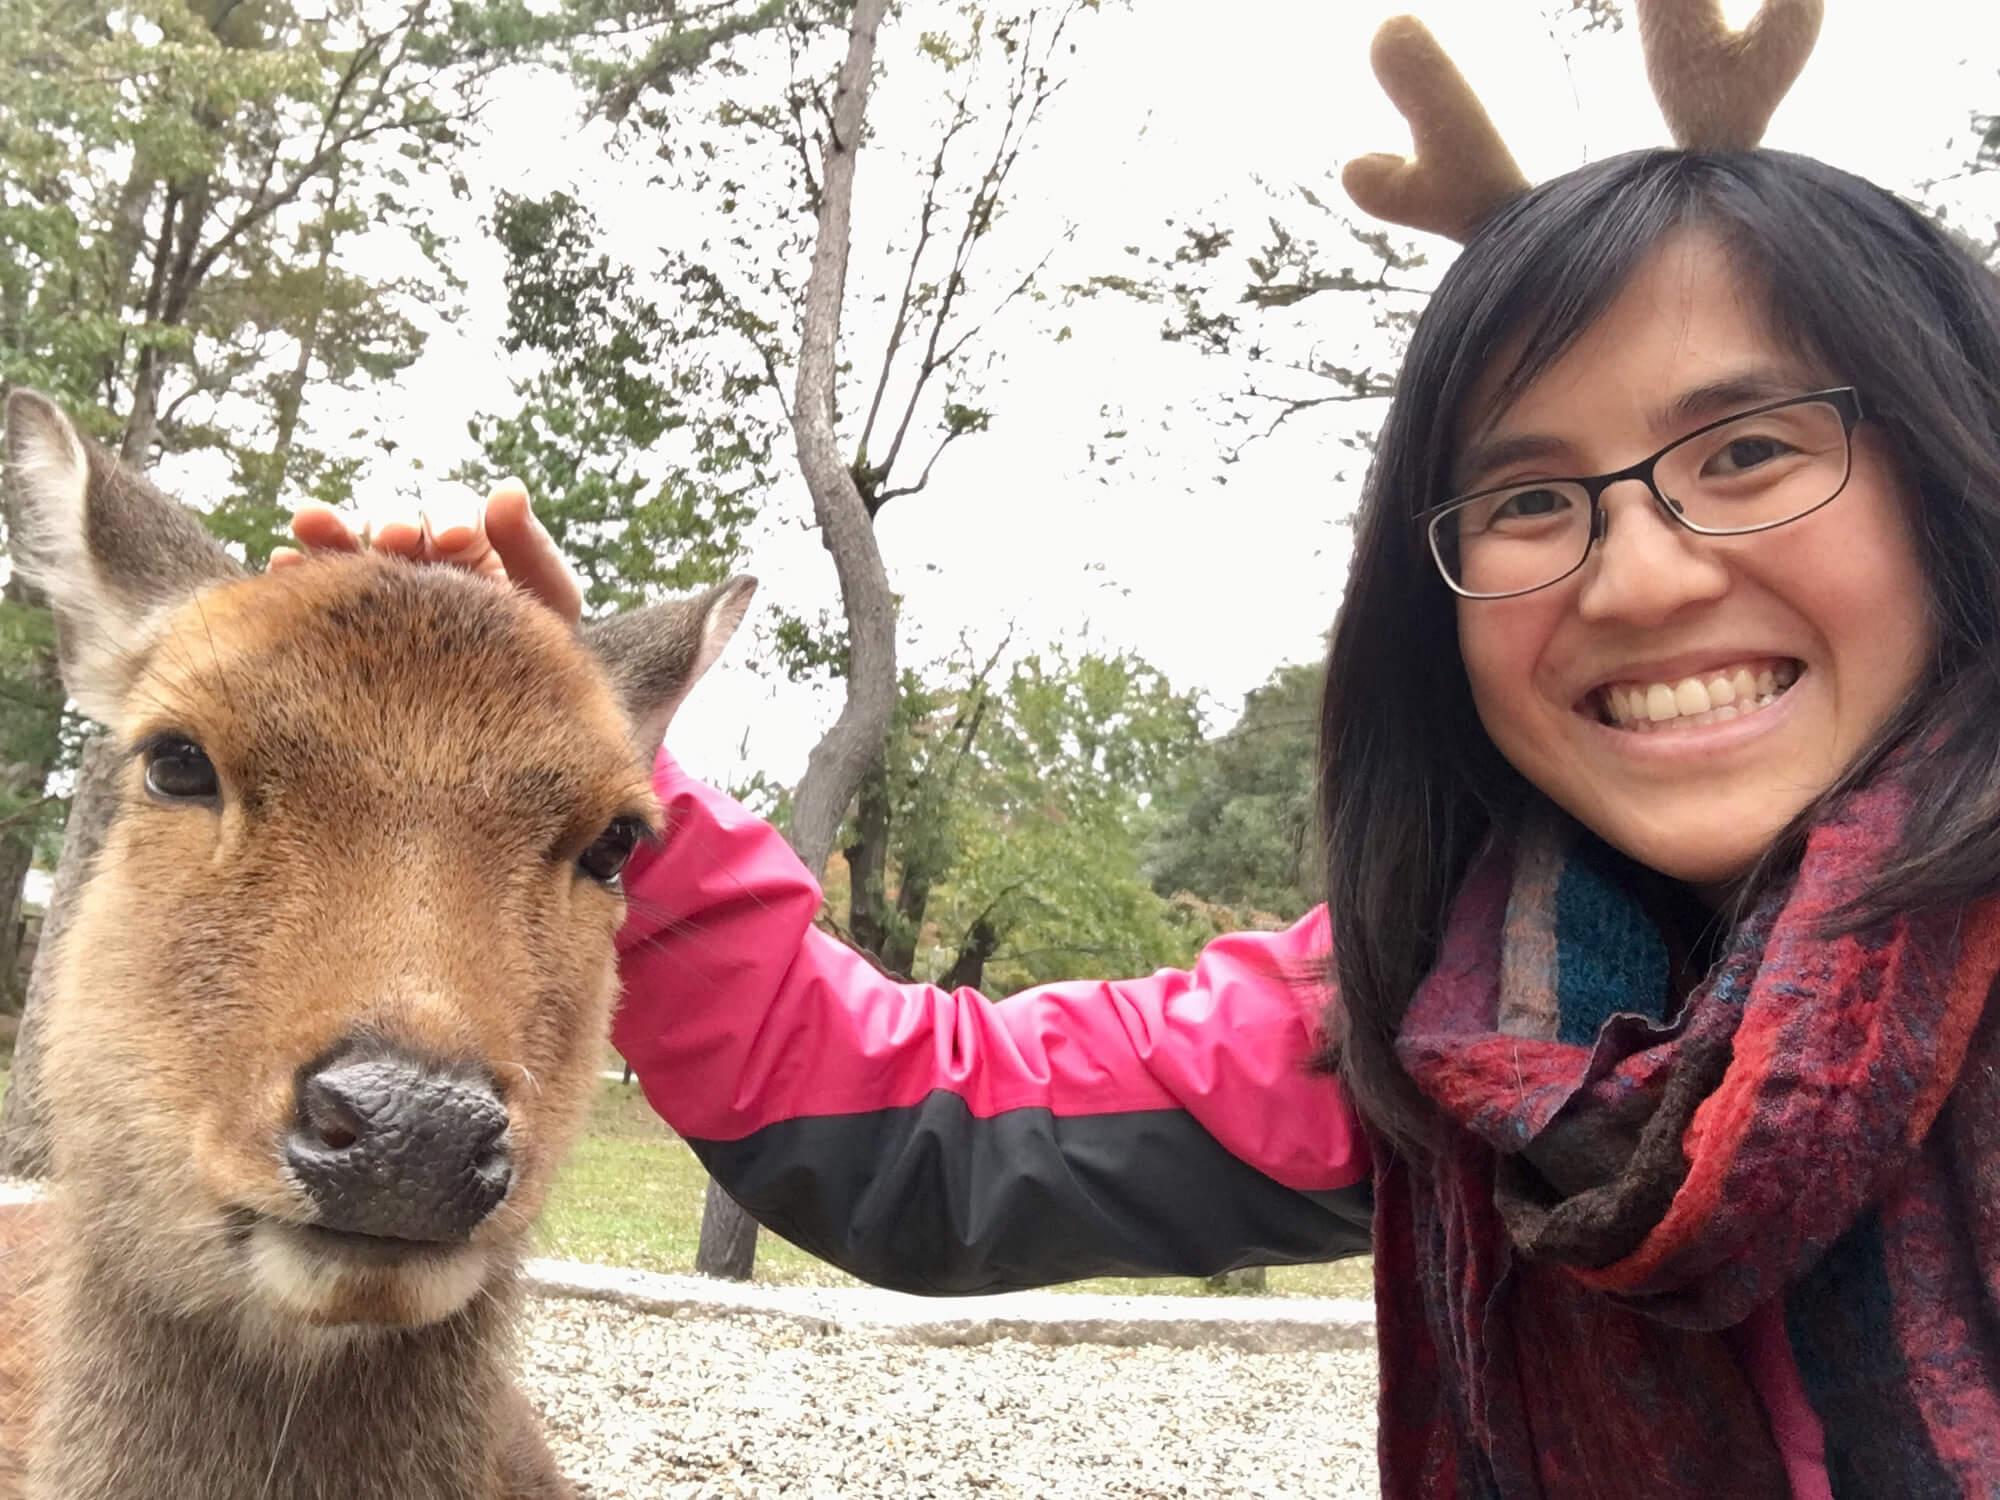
{"left": 2, "top": 1182, "right": 1376, "bottom": 1352}
{"left": 521, "top": 1258, "right": 1377, "bottom": 1353}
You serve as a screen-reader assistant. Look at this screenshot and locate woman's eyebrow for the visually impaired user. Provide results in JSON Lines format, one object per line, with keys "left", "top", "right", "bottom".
{"left": 1651, "top": 370, "right": 1818, "bottom": 431}
{"left": 1451, "top": 431, "right": 1569, "bottom": 491}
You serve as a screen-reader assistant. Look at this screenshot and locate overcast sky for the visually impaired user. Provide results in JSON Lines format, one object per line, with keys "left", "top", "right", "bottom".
{"left": 343, "top": 0, "right": 2000, "bottom": 789}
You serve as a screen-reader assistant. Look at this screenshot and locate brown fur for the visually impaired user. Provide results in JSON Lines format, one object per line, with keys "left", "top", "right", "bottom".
{"left": 0, "top": 391, "right": 753, "bottom": 1499}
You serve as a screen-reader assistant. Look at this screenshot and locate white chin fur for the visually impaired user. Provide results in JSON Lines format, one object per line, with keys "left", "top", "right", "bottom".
{"left": 248, "top": 1226, "right": 491, "bottom": 1328}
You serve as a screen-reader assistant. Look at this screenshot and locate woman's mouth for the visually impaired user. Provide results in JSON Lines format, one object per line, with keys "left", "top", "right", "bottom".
{"left": 1594, "top": 658, "right": 1800, "bottom": 732}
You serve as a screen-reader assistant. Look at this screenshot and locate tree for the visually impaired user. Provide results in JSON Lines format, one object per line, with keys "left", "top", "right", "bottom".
{"left": 839, "top": 643, "right": 1210, "bottom": 996}
{"left": 0, "top": 593, "right": 63, "bottom": 1014}
{"left": 1077, "top": 205, "right": 1424, "bottom": 465}
{"left": 1146, "top": 661, "right": 1322, "bottom": 929}
{"left": 0, "top": 0, "right": 510, "bottom": 1172}
{"left": 456, "top": 190, "right": 770, "bottom": 613}
{"left": 568, "top": 0, "right": 1104, "bottom": 1277}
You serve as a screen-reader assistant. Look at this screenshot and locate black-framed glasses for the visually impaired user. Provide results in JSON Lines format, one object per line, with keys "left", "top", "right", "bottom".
{"left": 1419, "top": 387, "right": 1865, "bottom": 600}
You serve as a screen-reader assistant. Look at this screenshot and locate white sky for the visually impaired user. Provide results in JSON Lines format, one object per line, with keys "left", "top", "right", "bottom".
{"left": 335, "top": 0, "right": 2000, "bottom": 790}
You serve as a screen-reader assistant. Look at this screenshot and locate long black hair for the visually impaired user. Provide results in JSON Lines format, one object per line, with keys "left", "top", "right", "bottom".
{"left": 1319, "top": 148, "right": 2000, "bottom": 1152}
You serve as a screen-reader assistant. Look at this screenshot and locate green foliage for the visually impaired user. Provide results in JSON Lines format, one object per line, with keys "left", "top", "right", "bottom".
{"left": 457, "top": 192, "right": 770, "bottom": 612}
{"left": 1146, "top": 661, "right": 1322, "bottom": 927}
{"left": 0, "top": 0, "right": 513, "bottom": 933}
{"left": 849, "top": 644, "right": 1218, "bottom": 992}
{"left": 0, "top": 0, "right": 488, "bottom": 532}
{"left": 0, "top": 593, "right": 66, "bottom": 854}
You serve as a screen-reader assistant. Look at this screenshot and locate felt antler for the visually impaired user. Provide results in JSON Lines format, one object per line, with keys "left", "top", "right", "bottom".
{"left": 1341, "top": 15, "right": 1532, "bottom": 245}
{"left": 1635, "top": 0, "right": 1825, "bottom": 150}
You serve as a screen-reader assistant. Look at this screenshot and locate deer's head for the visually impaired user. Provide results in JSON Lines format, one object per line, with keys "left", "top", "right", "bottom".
{"left": 4, "top": 390, "right": 752, "bottom": 1341}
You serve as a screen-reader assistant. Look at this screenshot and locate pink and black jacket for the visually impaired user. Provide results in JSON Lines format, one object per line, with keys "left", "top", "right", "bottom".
{"left": 612, "top": 757, "right": 1839, "bottom": 1498}
{"left": 611, "top": 754, "right": 1375, "bottom": 1293}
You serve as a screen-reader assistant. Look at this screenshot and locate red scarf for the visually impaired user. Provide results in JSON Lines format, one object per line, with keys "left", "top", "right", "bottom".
{"left": 1371, "top": 770, "right": 2000, "bottom": 1497}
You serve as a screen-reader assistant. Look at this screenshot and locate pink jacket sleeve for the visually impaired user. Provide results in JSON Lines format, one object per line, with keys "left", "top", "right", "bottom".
{"left": 611, "top": 752, "right": 1371, "bottom": 1293}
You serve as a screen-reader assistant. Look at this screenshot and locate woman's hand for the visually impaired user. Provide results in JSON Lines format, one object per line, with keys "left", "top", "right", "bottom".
{"left": 272, "top": 481, "right": 585, "bottom": 625}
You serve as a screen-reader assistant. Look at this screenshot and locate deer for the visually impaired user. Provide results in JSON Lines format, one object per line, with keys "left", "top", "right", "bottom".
{"left": 0, "top": 388, "right": 755, "bottom": 1499}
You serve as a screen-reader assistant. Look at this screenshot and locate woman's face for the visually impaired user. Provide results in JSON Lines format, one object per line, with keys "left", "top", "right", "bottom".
{"left": 1453, "top": 231, "right": 1934, "bottom": 889}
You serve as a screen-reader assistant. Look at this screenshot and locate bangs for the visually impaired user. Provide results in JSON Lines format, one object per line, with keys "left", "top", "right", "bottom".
{"left": 1405, "top": 150, "right": 1869, "bottom": 515}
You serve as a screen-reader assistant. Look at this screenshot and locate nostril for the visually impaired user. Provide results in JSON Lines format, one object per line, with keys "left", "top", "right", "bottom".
{"left": 298, "top": 1074, "right": 368, "bottom": 1152}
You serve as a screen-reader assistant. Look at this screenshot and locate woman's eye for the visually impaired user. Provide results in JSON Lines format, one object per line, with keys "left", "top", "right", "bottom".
{"left": 577, "top": 818, "right": 646, "bottom": 885}
{"left": 143, "top": 737, "right": 220, "bottom": 803}
{"left": 1488, "top": 486, "right": 1570, "bottom": 524}
{"left": 1703, "top": 434, "right": 1793, "bottom": 477}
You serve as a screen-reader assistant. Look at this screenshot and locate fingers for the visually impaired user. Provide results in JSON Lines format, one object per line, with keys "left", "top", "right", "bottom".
{"left": 421, "top": 495, "right": 510, "bottom": 584}
{"left": 276, "top": 482, "right": 582, "bottom": 625}
{"left": 483, "top": 482, "right": 585, "bottom": 624}
{"left": 288, "top": 503, "right": 365, "bottom": 554}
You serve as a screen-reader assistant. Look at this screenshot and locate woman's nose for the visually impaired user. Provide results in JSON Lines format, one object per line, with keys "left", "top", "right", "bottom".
{"left": 1573, "top": 480, "right": 1730, "bottom": 624}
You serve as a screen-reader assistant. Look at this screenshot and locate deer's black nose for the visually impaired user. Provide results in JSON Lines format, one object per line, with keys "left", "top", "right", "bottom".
{"left": 286, "top": 1046, "right": 513, "bottom": 1243}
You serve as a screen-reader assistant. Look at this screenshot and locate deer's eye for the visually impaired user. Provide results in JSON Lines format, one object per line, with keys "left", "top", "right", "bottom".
{"left": 142, "top": 736, "right": 220, "bottom": 804}
{"left": 577, "top": 817, "right": 647, "bottom": 886}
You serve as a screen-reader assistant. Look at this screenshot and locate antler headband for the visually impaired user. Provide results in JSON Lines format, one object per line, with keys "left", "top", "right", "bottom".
{"left": 1342, "top": 0, "right": 1827, "bottom": 243}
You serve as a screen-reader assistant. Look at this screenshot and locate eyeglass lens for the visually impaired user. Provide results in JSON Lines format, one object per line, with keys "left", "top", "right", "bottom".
{"left": 1431, "top": 398, "right": 1854, "bottom": 598}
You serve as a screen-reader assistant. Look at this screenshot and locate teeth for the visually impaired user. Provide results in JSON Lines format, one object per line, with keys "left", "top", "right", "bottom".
{"left": 1597, "top": 659, "right": 1800, "bottom": 730}
{"left": 1672, "top": 678, "right": 1709, "bottom": 716}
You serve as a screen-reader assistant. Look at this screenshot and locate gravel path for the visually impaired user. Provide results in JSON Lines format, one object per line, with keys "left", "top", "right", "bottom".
{"left": 523, "top": 1296, "right": 1381, "bottom": 1500}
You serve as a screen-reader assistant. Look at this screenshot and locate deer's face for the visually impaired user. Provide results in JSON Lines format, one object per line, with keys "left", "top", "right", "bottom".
{"left": 7, "top": 389, "right": 753, "bottom": 1344}
{"left": 45, "top": 557, "right": 655, "bottom": 1332}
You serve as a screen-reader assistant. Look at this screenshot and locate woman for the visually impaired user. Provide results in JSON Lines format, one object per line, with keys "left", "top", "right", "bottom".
{"left": 287, "top": 147, "right": 2000, "bottom": 1497}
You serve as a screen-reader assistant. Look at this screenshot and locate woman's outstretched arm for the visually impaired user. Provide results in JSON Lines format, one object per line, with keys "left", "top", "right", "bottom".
{"left": 615, "top": 754, "right": 1373, "bottom": 1295}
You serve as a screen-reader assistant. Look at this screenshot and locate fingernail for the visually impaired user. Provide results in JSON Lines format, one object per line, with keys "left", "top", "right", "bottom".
{"left": 426, "top": 500, "right": 479, "bottom": 552}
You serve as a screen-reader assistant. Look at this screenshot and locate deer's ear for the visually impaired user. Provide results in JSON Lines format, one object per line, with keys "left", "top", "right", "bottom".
{"left": 582, "top": 575, "right": 757, "bottom": 762}
{"left": 5, "top": 390, "right": 245, "bottom": 728}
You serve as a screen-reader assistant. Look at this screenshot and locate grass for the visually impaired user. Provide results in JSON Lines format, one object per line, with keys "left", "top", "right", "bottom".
{"left": 539, "top": 1077, "right": 1374, "bottom": 1300}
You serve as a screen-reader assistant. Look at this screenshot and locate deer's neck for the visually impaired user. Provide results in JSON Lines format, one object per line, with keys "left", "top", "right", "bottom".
{"left": 31, "top": 1251, "right": 523, "bottom": 1500}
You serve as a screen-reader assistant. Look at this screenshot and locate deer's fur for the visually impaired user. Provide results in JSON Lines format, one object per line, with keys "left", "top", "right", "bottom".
{"left": 0, "top": 390, "right": 754, "bottom": 1499}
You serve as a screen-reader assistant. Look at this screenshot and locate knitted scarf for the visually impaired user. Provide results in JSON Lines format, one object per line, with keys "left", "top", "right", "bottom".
{"left": 1369, "top": 768, "right": 2000, "bottom": 1499}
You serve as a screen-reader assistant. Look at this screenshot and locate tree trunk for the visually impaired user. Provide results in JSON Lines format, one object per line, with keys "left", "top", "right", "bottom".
{"left": 842, "top": 761, "right": 892, "bottom": 960}
{"left": 692, "top": 0, "right": 896, "bottom": 1281}
{"left": 257, "top": 171, "right": 342, "bottom": 519}
{"left": 0, "top": 735, "right": 120, "bottom": 1177}
{"left": 0, "top": 828, "right": 39, "bottom": 1015}
{"left": 1204, "top": 1266, "right": 1268, "bottom": 1294}
{"left": 938, "top": 918, "right": 998, "bottom": 993}
{"left": 780, "top": 0, "right": 898, "bottom": 881}
{"left": 880, "top": 862, "right": 933, "bottom": 978}
{"left": 694, "top": 1177, "right": 760, "bottom": 1280}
